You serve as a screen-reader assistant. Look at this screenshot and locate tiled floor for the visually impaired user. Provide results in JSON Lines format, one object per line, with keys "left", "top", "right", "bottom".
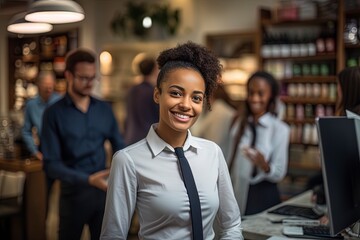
{"left": 46, "top": 181, "right": 139, "bottom": 240}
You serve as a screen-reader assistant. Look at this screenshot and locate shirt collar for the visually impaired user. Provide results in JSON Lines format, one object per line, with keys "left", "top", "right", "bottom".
{"left": 64, "top": 93, "right": 95, "bottom": 106}
{"left": 35, "top": 95, "right": 44, "bottom": 104}
{"left": 249, "top": 112, "right": 273, "bottom": 128}
{"left": 146, "top": 123, "right": 202, "bottom": 157}
{"left": 36, "top": 93, "right": 59, "bottom": 104}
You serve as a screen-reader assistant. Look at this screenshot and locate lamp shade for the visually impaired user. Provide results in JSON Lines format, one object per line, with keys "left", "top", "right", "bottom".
{"left": 7, "top": 12, "right": 53, "bottom": 34}
{"left": 25, "top": 0, "right": 85, "bottom": 24}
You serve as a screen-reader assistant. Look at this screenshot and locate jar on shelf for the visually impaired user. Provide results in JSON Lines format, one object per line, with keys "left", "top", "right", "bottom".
{"left": 305, "top": 83, "right": 313, "bottom": 98}
{"left": 296, "top": 104, "right": 305, "bottom": 120}
{"left": 287, "top": 104, "right": 295, "bottom": 119}
{"left": 320, "top": 63, "right": 330, "bottom": 76}
{"left": 310, "top": 63, "right": 320, "bottom": 76}
{"left": 305, "top": 104, "right": 314, "bottom": 119}
{"left": 310, "top": 124, "right": 318, "bottom": 145}
{"left": 329, "top": 83, "right": 337, "bottom": 101}
{"left": 303, "top": 123, "right": 312, "bottom": 144}
{"left": 321, "top": 83, "right": 329, "bottom": 98}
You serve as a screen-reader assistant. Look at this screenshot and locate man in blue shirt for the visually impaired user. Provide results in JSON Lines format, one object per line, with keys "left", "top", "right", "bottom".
{"left": 41, "top": 49, "right": 125, "bottom": 240}
{"left": 22, "top": 70, "right": 61, "bottom": 160}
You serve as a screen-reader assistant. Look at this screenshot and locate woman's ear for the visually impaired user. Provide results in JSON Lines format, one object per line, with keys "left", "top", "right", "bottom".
{"left": 153, "top": 87, "right": 160, "bottom": 104}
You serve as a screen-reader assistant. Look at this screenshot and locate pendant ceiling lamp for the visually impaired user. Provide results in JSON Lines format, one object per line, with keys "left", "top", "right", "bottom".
{"left": 25, "top": 0, "right": 85, "bottom": 24}
{"left": 7, "top": 12, "right": 53, "bottom": 34}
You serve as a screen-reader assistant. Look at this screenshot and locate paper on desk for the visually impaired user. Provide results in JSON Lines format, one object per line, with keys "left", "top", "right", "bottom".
{"left": 267, "top": 236, "right": 308, "bottom": 240}
{"left": 267, "top": 236, "right": 289, "bottom": 240}
{"left": 346, "top": 109, "right": 360, "bottom": 120}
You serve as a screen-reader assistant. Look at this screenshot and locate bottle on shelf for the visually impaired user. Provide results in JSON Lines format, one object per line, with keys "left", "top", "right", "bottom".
{"left": 261, "top": 32, "right": 272, "bottom": 58}
{"left": 325, "top": 21, "right": 336, "bottom": 53}
{"left": 290, "top": 34, "right": 301, "bottom": 57}
{"left": 280, "top": 33, "right": 291, "bottom": 57}
{"left": 316, "top": 29, "right": 326, "bottom": 54}
{"left": 307, "top": 35, "right": 317, "bottom": 56}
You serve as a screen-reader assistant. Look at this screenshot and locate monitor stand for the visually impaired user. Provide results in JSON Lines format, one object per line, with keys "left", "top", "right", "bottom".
{"left": 346, "top": 221, "right": 360, "bottom": 237}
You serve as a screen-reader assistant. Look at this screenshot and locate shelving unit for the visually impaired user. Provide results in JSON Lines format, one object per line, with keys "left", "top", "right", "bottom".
{"left": 7, "top": 29, "right": 78, "bottom": 110}
{"left": 343, "top": 7, "right": 360, "bottom": 67}
{"left": 255, "top": 0, "right": 352, "bottom": 196}
{"left": 206, "top": 31, "right": 257, "bottom": 105}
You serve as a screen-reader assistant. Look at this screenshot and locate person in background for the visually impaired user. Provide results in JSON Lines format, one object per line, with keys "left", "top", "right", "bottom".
{"left": 307, "top": 66, "right": 360, "bottom": 207}
{"left": 41, "top": 48, "right": 126, "bottom": 240}
{"left": 191, "top": 84, "right": 237, "bottom": 158}
{"left": 124, "top": 57, "right": 159, "bottom": 145}
{"left": 22, "top": 70, "right": 61, "bottom": 161}
{"left": 228, "top": 71, "right": 290, "bottom": 215}
{"left": 101, "top": 42, "right": 243, "bottom": 239}
{"left": 335, "top": 66, "right": 360, "bottom": 116}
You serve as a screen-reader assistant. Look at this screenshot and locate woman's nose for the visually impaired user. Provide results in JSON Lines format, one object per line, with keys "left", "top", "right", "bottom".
{"left": 179, "top": 97, "right": 191, "bottom": 109}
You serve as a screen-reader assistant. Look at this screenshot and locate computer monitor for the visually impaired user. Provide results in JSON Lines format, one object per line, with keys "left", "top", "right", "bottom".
{"left": 316, "top": 117, "right": 360, "bottom": 236}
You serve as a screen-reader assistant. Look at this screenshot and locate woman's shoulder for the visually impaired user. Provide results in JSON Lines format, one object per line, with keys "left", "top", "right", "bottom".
{"left": 191, "top": 135, "right": 222, "bottom": 152}
{"left": 266, "top": 114, "right": 290, "bottom": 132}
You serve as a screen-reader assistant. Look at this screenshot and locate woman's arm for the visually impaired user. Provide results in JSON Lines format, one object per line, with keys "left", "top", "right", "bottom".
{"left": 216, "top": 146, "right": 244, "bottom": 239}
{"left": 101, "top": 151, "right": 137, "bottom": 239}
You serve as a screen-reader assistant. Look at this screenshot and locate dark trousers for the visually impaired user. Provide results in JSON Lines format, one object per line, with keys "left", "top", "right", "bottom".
{"left": 59, "top": 183, "right": 106, "bottom": 240}
{"left": 245, "top": 181, "right": 281, "bottom": 215}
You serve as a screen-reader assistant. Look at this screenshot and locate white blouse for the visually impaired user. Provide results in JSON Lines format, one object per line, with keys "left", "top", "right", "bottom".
{"left": 101, "top": 124, "right": 243, "bottom": 240}
{"left": 228, "top": 113, "right": 290, "bottom": 214}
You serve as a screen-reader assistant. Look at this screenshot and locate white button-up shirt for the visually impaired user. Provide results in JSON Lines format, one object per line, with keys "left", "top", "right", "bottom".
{"left": 101, "top": 124, "right": 243, "bottom": 240}
{"left": 228, "top": 113, "right": 290, "bottom": 214}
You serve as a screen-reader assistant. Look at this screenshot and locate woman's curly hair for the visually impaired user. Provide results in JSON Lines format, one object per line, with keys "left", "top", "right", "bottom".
{"left": 156, "top": 41, "right": 222, "bottom": 110}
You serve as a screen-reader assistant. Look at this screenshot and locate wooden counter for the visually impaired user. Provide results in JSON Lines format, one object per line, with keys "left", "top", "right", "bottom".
{"left": 0, "top": 158, "right": 46, "bottom": 240}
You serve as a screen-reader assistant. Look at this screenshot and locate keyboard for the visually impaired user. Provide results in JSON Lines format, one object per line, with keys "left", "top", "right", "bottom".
{"left": 303, "top": 225, "right": 343, "bottom": 239}
{"left": 303, "top": 225, "right": 330, "bottom": 236}
{"left": 268, "top": 204, "right": 324, "bottom": 219}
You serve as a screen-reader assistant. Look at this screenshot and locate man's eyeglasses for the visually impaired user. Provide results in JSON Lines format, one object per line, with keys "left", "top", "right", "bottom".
{"left": 74, "top": 74, "right": 98, "bottom": 83}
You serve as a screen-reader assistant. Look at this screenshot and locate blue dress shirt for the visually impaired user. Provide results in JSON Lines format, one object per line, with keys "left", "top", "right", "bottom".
{"left": 41, "top": 93, "right": 125, "bottom": 186}
{"left": 22, "top": 93, "right": 61, "bottom": 155}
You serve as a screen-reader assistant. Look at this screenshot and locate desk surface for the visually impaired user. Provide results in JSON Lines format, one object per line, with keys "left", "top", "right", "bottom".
{"left": 241, "top": 190, "right": 315, "bottom": 240}
{"left": 0, "top": 157, "right": 46, "bottom": 240}
{"left": 241, "top": 191, "right": 360, "bottom": 240}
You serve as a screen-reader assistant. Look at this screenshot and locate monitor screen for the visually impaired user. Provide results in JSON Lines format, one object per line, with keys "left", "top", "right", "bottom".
{"left": 317, "top": 117, "right": 360, "bottom": 236}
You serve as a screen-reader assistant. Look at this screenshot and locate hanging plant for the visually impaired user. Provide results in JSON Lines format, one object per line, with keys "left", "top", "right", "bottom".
{"left": 111, "top": 1, "right": 181, "bottom": 39}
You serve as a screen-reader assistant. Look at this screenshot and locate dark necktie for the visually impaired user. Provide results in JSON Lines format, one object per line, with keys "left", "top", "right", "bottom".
{"left": 174, "top": 147, "right": 203, "bottom": 240}
{"left": 248, "top": 121, "right": 258, "bottom": 177}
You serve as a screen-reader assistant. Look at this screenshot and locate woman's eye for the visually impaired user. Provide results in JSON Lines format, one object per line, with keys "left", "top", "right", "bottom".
{"left": 170, "top": 90, "right": 182, "bottom": 97}
{"left": 192, "top": 95, "right": 203, "bottom": 102}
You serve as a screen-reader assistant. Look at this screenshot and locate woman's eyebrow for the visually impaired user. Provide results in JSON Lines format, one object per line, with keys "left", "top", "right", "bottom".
{"left": 169, "top": 85, "right": 205, "bottom": 95}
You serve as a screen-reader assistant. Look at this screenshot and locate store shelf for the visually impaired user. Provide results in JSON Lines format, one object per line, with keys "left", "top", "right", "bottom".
{"left": 261, "top": 17, "right": 337, "bottom": 27}
{"left": 284, "top": 118, "right": 316, "bottom": 124}
{"left": 280, "top": 96, "right": 336, "bottom": 105}
{"left": 281, "top": 76, "right": 337, "bottom": 83}
{"left": 7, "top": 29, "right": 78, "bottom": 110}
{"left": 262, "top": 53, "right": 337, "bottom": 62}
{"left": 256, "top": 2, "right": 348, "bottom": 189}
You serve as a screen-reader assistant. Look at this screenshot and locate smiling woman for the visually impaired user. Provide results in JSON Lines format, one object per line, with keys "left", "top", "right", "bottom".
{"left": 227, "top": 70, "right": 290, "bottom": 216}
{"left": 101, "top": 41, "right": 244, "bottom": 240}
{"left": 153, "top": 68, "right": 205, "bottom": 146}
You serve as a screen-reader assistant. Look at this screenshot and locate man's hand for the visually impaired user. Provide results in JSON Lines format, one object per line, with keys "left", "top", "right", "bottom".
{"left": 88, "top": 169, "right": 110, "bottom": 192}
{"left": 35, "top": 151, "right": 43, "bottom": 161}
